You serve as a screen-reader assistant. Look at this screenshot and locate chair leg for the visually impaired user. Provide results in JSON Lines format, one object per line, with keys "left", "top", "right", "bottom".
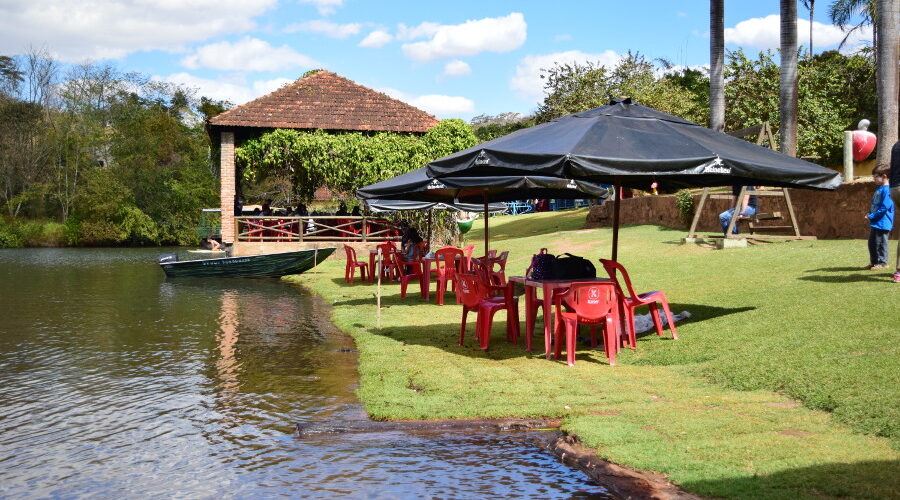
{"left": 506, "top": 303, "right": 520, "bottom": 345}
{"left": 649, "top": 303, "right": 664, "bottom": 336}
{"left": 399, "top": 278, "right": 408, "bottom": 298}
{"left": 589, "top": 325, "right": 598, "bottom": 348}
{"left": 565, "top": 321, "right": 577, "bottom": 366}
{"left": 659, "top": 295, "right": 679, "bottom": 339}
{"left": 554, "top": 318, "right": 565, "bottom": 360}
{"left": 437, "top": 278, "right": 446, "bottom": 306}
{"left": 480, "top": 307, "right": 500, "bottom": 350}
{"left": 626, "top": 308, "right": 637, "bottom": 349}
{"left": 605, "top": 317, "right": 617, "bottom": 366}
{"left": 460, "top": 308, "right": 469, "bottom": 346}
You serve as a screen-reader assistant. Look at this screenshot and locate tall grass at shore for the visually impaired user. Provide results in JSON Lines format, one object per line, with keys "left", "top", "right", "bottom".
{"left": 291, "top": 208, "right": 899, "bottom": 499}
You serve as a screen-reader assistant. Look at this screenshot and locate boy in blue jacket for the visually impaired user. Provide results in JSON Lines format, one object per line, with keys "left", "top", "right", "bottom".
{"left": 866, "top": 166, "right": 894, "bottom": 270}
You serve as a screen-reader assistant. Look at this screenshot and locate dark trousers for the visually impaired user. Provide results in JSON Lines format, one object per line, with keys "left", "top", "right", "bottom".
{"left": 868, "top": 227, "right": 890, "bottom": 266}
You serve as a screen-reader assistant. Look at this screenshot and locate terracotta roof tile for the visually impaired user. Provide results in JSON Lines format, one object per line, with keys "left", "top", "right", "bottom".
{"left": 208, "top": 71, "right": 439, "bottom": 133}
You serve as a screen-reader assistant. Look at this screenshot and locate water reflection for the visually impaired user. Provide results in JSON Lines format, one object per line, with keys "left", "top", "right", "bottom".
{"left": 0, "top": 248, "right": 611, "bottom": 498}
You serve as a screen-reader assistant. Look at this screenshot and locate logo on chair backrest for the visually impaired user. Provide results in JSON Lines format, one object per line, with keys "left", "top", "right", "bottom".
{"left": 587, "top": 286, "right": 601, "bottom": 304}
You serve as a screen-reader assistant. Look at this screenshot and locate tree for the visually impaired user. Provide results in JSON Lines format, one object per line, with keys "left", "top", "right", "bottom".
{"left": 875, "top": 0, "right": 898, "bottom": 167}
{"left": 829, "top": 0, "right": 877, "bottom": 48}
{"left": 780, "top": 0, "right": 800, "bottom": 156}
{"left": 710, "top": 0, "right": 726, "bottom": 132}
{"left": 803, "top": 0, "right": 817, "bottom": 55}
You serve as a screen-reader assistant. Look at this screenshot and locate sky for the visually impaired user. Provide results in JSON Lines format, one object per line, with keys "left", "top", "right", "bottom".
{"left": 0, "top": 0, "right": 873, "bottom": 121}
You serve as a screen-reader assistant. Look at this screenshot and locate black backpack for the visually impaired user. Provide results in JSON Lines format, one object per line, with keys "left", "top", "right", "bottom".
{"left": 549, "top": 253, "right": 596, "bottom": 280}
{"left": 526, "top": 248, "right": 556, "bottom": 280}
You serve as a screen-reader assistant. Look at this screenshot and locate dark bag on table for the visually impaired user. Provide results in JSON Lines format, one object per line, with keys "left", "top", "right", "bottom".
{"left": 549, "top": 253, "right": 596, "bottom": 280}
{"left": 526, "top": 248, "right": 556, "bottom": 280}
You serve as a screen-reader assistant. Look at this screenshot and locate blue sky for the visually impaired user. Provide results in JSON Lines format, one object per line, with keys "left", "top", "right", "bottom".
{"left": 0, "top": 0, "right": 872, "bottom": 120}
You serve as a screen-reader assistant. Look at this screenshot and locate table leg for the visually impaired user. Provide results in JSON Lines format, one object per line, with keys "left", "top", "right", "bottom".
{"left": 524, "top": 285, "right": 536, "bottom": 351}
{"left": 421, "top": 260, "right": 430, "bottom": 300}
{"left": 543, "top": 284, "right": 553, "bottom": 358}
{"left": 369, "top": 253, "right": 376, "bottom": 282}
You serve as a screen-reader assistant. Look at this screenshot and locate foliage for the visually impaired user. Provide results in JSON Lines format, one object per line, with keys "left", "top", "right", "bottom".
{"left": 0, "top": 217, "right": 65, "bottom": 247}
{"left": 535, "top": 52, "right": 708, "bottom": 125}
{"left": 470, "top": 112, "right": 536, "bottom": 142}
{"left": 674, "top": 189, "right": 694, "bottom": 224}
{"left": 236, "top": 119, "right": 477, "bottom": 203}
{"left": 725, "top": 49, "right": 861, "bottom": 164}
{"left": 0, "top": 53, "right": 221, "bottom": 247}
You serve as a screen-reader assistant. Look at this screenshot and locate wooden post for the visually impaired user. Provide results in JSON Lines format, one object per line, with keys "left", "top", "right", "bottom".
{"left": 725, "top": 186, "right": 747, "bottom": 237}
{"left": 612, "top": 184, "right": 621, "bottom": 261}
{"left": 843, "top": 131, "right": 854, "bottom": 182}
{"left": 426, "top": 210, "right": 433, "bottom": 249}
{"left": 687, "top": 188, "right": 709, "bottom": 239}
{"left": 362, "top": 216, "right": 368, "bottom": 242}
{"left": 782, "top": 188, "right": 802, "bottom": 237}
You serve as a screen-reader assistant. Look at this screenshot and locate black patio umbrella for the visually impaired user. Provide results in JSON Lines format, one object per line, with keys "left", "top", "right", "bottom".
{"left": 357, "top": 166, "right": 608, "bottom": 256}
{"left": 359, "top": 98, "right": 841, "bottom": 259}
{"left": 363, "top": 198, "right": 506, "bottom": 248}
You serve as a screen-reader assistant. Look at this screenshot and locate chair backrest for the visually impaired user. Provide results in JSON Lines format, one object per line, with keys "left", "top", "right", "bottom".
{"left": 343, "top": 244, "right": 357, "bottom": 262}
{"left": 487, "top": 249, "right": 498, "bottom": 258}
{"left": 495, "top": 250, "right": 509, "bottom": 271}
{"left": 414, "top": 241, "right": 428, "bottom": 260}
{"left": 556, "top": 282, "right": 617, "bottom": 321}
{"left": 469, "top": 257, "right": 493, "bottom": 285}
{"left": 598, "top": 259, "right": 638, "bottom": 300}
{"left": 455, "top": 273, "right": 487, "bottom": 307}
{"left": 435, "top": 247, "right": 464, "bottom": 274}
{"left": 390, "top": 247, "right": 410, "bottom": 272}
{"left": 376, "top": 242, "right": 394, "bottom": 259}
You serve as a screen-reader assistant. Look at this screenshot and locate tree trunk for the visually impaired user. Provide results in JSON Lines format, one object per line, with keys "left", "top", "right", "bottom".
{"left": 780, "top": 0, "right": 799, "bottom": 157}
{"left": 809, "top": 0, "right": 815, "bottom": 56}
{"left": 710, "top": 0, "right": 726, "bottom": 132}
{"left": 876, "top": 0, "right": 899, "bottom": 167}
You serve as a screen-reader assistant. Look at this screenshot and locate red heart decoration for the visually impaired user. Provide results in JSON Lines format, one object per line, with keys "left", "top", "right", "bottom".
{"left": 852, "top": 130, "right": 877, "bottom": 162}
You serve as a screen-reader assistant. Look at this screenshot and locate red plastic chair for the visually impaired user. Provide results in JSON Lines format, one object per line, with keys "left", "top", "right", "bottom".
{"left": 343, "top": 245, "right": 368, "bottom": 283}
{"left": 553, "top": 282, "right": 620, "bottom": 366}
{"left": 456, "top": 273, "right": 520, "bottom": 350}
{"left": 491, "top": 250, "right": 509, "bottom": 285}
{"left": 468, "top": 259, "right": 520, "bottom": 344}
{"left": 434, "top": 246, "right": 465, "bottom": 305}
{"left": 372, "top": 242, "right": 398, "bottom": 282}
{"left": 599, "top": 259, "right": 678, "bottom": 350}
{"left": 391, "top": 248, "right": 427, "bottom": 300}
{"left": 462, "top": 245, "right": 475, "bottom": 271}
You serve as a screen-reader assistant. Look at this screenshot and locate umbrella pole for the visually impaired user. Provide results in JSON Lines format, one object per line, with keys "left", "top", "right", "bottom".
{"left": 483, "top": 193, "right": 489, "bottom": 258}
{"left": 427, "top": 209, "right": 433, "bottom": 250}
{"left": 612, "top": 184, "right": 621, "bottom": 261}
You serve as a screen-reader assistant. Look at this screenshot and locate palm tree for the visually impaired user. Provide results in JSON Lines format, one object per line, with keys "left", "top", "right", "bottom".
{"left": 875, "top": 0, "right": 898, "bottom": 167}
{"left": 780, "top": 0, "right": 799, "bottom": 157}
{"left": 828, "top": 0, "right": 877, "bottom": 49}
{"left": 709, "top": 0, "right": 725, "bottom": 132}
{"left": 803, "top": 0, "right": 816, "bottom": 55}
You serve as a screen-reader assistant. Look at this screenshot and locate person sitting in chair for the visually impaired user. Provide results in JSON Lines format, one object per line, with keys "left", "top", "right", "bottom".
{"left": 719, "top": 185, "right": 759, "bottom": 235}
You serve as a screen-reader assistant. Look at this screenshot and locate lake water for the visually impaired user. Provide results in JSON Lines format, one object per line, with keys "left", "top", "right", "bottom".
{"left": 0, "top": 248, "right": 611, "bottom": 498}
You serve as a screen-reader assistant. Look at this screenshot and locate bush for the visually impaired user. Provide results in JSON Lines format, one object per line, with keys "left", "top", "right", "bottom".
{"left": 674, "top": 189, "right": 694, "bottom": 225}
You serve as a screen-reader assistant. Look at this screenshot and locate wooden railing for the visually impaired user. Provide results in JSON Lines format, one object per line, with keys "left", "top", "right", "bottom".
{"left": 235, "top": 216, "right": 402, "bottom": 242}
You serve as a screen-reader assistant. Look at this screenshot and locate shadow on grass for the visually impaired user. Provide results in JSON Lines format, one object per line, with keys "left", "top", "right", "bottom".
{"left": 680, "top": 459, "right": 900, "bottom": 500}
{"left": 804, "top": 266, "right": 869, "bottom": 272}
{"left": 360, "top": 302, "right": 757, "bottom": 363}
{"left": 798, "top": 274, "right": 891, "bottom": 283}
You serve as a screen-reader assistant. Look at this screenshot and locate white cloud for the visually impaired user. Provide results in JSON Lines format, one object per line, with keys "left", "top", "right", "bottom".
{"left": 442, "top": 60, "right": 471, "bottom": 78}
{"left": 725, "top": 15, "right": 873, "bottom": 52}
{"left": 401, "top": 13, "right": 527, "bottom": 62}
{"left": 285, "top": 20, "right": 362, "bottom": 38}
{"left": 180, "top": 37, "right": 319, "bottom": 71}
{"left": 0, "top": 0, "right": 276, "bottom": 62}
{"left": 358, "top": 30, "right": 393, "bottom": 48}
{"left": 396, "top": 22, "right": 441, "bottom": 41}
{"left": 677, "top": 11, "right": 687, "bottom": 18}
{"left": 510, "top": 50, "right": 622, "bottom": 102}
{"left": 378, "top": 87, "right": 474, "bottom": 117}
{"left": 299, "top": 0, "right": 342, "bottom": 16}
{"left": 158, "top": 73, "right": 293, "bottom": 104}
{"left": 554, "top": 34, "right": 573, "bottom": 42}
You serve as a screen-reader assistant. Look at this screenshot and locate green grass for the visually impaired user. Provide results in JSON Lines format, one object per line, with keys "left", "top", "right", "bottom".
{"left": 290, "top": 208, "right": 899, "bottom": 499}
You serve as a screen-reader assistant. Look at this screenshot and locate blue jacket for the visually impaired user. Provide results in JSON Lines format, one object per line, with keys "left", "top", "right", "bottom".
{"left": 868, "top": 185, "right": 894, "bottom": 230}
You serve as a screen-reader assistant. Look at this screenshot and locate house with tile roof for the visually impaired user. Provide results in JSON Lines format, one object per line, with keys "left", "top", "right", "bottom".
{"left": 207, "top": 70, "right": 439, "bottom": 246}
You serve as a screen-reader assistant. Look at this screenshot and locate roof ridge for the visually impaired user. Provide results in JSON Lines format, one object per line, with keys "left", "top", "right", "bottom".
{"left": 208, "top": 71, "right": 438, "bottom": 132}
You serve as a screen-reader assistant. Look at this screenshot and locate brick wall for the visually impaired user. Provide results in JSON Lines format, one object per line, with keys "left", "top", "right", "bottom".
{"left": 585, "top": 182, "right": 878, "bottom": 239}
{"left": 219, "top": 132, "right": 235, "bottom": 243}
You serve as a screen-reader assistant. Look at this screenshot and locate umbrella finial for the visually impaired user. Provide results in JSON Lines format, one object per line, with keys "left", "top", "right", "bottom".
{"left": 610, "top": 97, "right": 633, "bottom": 106}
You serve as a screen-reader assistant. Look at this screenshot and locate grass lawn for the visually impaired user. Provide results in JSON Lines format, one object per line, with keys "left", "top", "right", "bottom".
{"left": 290, "top": 208, "right": 899, "bottom": 499}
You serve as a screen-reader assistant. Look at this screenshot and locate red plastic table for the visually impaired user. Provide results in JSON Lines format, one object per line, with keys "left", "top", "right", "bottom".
{"left": 508, "top": 276, "right": 612, "bottom": 356}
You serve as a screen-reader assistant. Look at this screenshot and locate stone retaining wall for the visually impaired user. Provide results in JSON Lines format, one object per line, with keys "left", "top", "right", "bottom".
{"left": 585, "top": 182, "right": 876, "bottom": 239}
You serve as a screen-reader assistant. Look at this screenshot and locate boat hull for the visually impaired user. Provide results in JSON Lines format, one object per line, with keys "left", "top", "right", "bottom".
{"left": 160, "top": 247, "right": 336, "bottom": 278}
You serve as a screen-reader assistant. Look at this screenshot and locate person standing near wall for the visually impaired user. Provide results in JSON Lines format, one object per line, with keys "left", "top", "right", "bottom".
{"left": 889, "top": 141, "right": 900, "bottom": 283}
